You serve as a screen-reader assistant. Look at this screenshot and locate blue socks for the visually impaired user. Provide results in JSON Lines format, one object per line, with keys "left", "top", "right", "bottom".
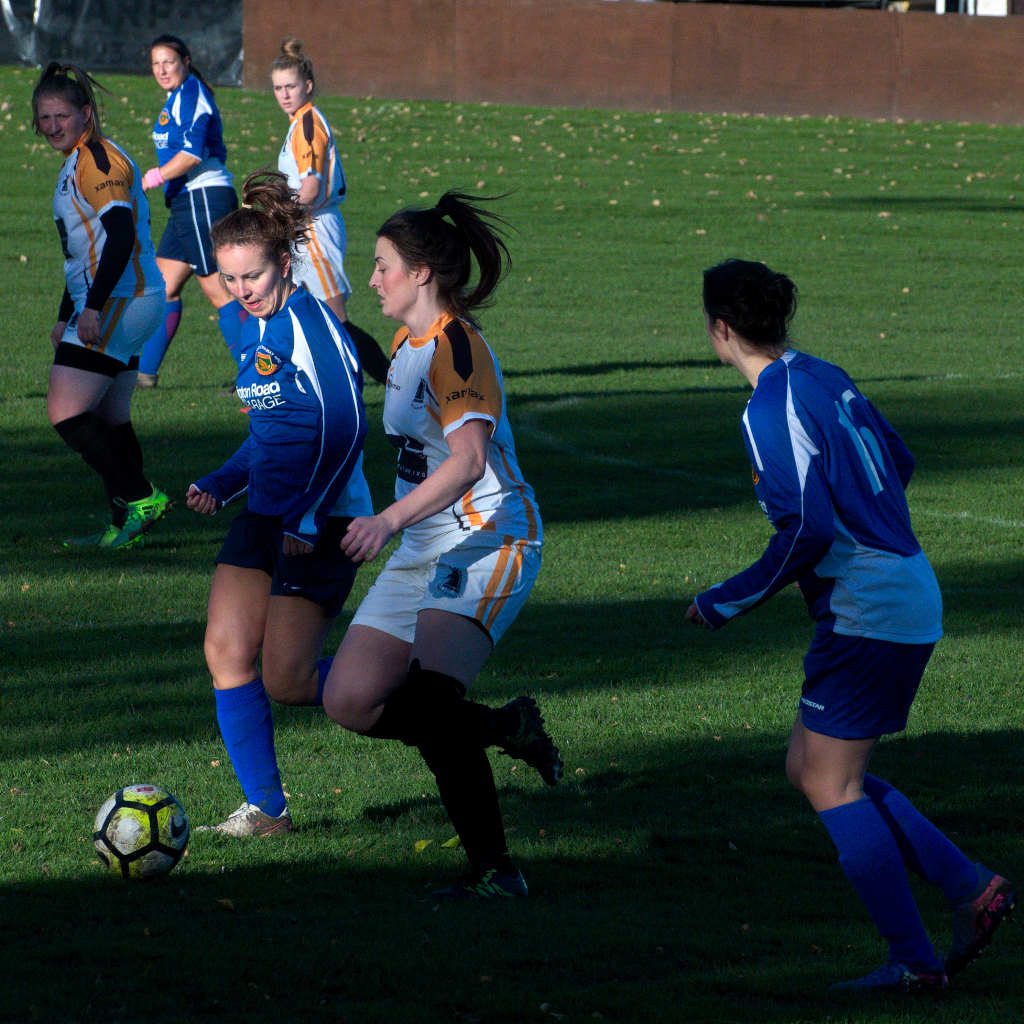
{"left": 214, "top": 678, "right": 286, "bottom": 817}
{"left": 217, "top": 300, "right": 249, "bottom": 366}
{"left": 316, "top": 658, "right": 332, "bottom": 705}
{"left": 138, "top": 298, "right": 182, "bottom": 376}
{"left": 819, "top": 797, "right": 940, "bottom": 971}
{"left": 863, "top": 774, "right": 979, "bottom": 904}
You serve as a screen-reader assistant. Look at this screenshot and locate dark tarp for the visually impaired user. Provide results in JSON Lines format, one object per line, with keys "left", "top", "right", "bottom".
{"left": 0, "top": 1, "right": 243, "bottom": 85}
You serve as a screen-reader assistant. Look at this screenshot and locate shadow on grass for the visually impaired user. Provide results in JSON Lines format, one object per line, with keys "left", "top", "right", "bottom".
{"left": 2, "top": 729, "right": 1021, "bottom": 1024}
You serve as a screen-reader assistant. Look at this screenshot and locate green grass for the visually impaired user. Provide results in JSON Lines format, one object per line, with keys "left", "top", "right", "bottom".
{"left": 1, "top": 64, "right": 1022, "bottom": 1023}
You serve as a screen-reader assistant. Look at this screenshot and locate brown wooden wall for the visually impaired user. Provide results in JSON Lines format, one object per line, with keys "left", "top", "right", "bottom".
{"left": 244, "top": 0, "right": 1024, "bottom": 124}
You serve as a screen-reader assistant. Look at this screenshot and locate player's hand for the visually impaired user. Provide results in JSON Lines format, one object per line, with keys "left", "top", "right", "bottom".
{"left": 51, "top": 321, "right": 67, "bottom": 350}
{"left": 341, "top": 514, "right": 394, "bottom": 563}
{"left": 185, "top": 484, "right": 219, "bottom": 515}
{"left": 282, "top": 533, "right": 314, "bottom": 556}
{"left": 685, "top": 603, "right": 710, "bottom": 629}
{"left": 76, "top": 308, "right": 101, "bottom": 343}
{"left": 142, "top": 167, "right": 165, "bottom": 191}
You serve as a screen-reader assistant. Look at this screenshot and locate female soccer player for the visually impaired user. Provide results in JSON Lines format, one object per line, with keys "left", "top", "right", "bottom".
{"left": 270, "top": 37, "right": 389, "bottom": 384}
{"left": 322, "top": 191, "right": 563, "bottom": 899}
{"left": 186, "top": 171, "right": 371, "bottom": 837}
{"left": 33, "top": 63, "right": 170, "bottom": 549}
{"left": 686, "top": 258, "right": 1014, "bottom": 990}
{"left": 137, "top": 34, "right": 243, "bottom": 387}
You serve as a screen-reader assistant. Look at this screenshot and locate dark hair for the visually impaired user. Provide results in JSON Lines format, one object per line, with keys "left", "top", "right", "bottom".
{"left": 378, "top": 191, "right": 511, "bottom": 323}
{"left": 270, "top": 36, "right": 315, "bottom": 93}
{"left": 210, "top": 171, "right": 311, "bottom": 265}
{"left": 31, "top": 62, "right": 105, "bottom": 142}
{"left": 150, "top": 34, "right": 212, "bottom": 94}
{"left": 702, "top": 258, "right": 797, "bottom": 352}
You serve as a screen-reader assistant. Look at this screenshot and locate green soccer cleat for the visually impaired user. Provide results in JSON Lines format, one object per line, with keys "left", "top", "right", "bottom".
{"left": 431, "top": 865, "right": 528, "bottom": 901}
{"left": 498, "top": 696, "right": 564, "bottom": 786}
{"left": 112, "top": 486, "right": 171, "bottom": 547}
{"left": 63, "top": 523, "right": 143, "bottom": 549}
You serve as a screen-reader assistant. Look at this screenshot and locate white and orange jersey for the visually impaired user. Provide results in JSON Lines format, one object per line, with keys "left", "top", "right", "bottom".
{"left": 54, "top": 136, "right": 163, "bottom": 310}
{"left": 384, "top": 312, "right": 542, "bottom": 550}
{"left": 277, "top": 102, "right": 345, "bottom": 213}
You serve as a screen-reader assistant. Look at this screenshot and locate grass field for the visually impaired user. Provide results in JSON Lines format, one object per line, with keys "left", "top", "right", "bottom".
{"left": 1, "top": 62, "right": 1022, "bottom": 1023}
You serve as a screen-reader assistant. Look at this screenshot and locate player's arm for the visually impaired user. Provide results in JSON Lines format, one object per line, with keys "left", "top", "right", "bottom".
{"left": 342, "top": 417, "right": 489, "bottom": 563}
{"left": 292, "top": 111, "right": 327, "bottom": 208}
{"left": 875, "top": 409, "right": 916, "bottom": 489}
{"left": 693, "top": 402, "right": 834, "bottom": 629}
{"left": 279, "top": 362, "right": 369, "bottom": 551}
{"left": 75, "top": 206, "right": 136, "bottom": 342}
{"left": 190, "top": 438, "right": 254, "bottom": 512}
{"left": 52, "top": 288, "right": 74, "bottom": 348}
{"left": 143, "top": 150, "right": 200, "bottom": 189}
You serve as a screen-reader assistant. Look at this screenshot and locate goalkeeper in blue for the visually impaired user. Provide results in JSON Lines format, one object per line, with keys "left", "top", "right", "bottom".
{"left": 186, "top": 171, "right": 370, "bottom": 837}
{"left": 685, "top": 259, "right": 1014, "bottom": 992}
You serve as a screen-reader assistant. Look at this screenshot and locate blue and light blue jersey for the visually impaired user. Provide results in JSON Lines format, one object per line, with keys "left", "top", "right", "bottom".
{"left": 194, "top": 288, "right": 372, "bottom": 545}
{"left": 152, "top": 74, "right": 232, "bottom": 203}
{"left": 694, "top": 351, "right": 942, "bottom": 644}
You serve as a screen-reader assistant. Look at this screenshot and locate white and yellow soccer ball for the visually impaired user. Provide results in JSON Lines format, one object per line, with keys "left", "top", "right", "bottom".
{"left": 93, "top": 783, "right": 189, "bottom": 879}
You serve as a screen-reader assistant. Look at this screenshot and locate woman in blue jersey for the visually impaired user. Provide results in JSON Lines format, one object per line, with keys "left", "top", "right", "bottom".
{"left": 321, "top": 192, "right": 562, "bottom": 900}
{"left": 270, "top": 37, "right": 389, "bottom": 384}
{"left": 137, "top": 34, "right": 243, "bottom": 387}
{"left": 685, "top": 258, "right": 1014, "bottom": 991}
{"left": 186, "top": 171, "right": 370, "bottom": 837}
{"left": 33, "top": 63, "right": 170, "bottom": 549}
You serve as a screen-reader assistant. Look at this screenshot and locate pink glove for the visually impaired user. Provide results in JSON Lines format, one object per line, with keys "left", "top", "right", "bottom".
{"left": 142, "top": 167, "right": 165, "bottom": 190}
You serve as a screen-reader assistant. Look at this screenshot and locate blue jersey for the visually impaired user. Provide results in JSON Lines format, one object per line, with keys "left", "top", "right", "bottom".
{"left": 152, "top": 74, "right": 232, "bottom": 203}
{"left": 694, "top": 351, "right": 942, "bottom": 644}
{"left": 194, "top": 288, "right": 372, "bottom": 545}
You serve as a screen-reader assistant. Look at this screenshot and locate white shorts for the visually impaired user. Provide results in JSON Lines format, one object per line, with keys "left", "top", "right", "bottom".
{"left": 293, "top": 208, "right": 350, "bottom": 302}
{"left": 351, "top": 536, "right": 542, "bottom": 645}
{"left": 61, "top": 291, "right": 165, "bottom": 365}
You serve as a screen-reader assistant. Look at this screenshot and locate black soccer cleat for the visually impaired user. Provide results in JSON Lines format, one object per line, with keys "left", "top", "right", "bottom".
{"left": 498, "top": 696, "right": 564, "bottom": 786}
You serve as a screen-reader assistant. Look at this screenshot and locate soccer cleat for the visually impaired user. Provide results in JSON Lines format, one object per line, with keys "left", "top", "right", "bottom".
{"left": 112, "top": 486, "right": 171, "bottom": 547}
{"left": 830, "top": 961, "right": 948, "bottom": 993}
{"left": 63, "top": 523, "right": 124, "bottom": 549}
{"left": 498, "top": 696, "right": 564, "bottom": 786}
{"left": 431, "top": 865, "right": 528, "bottom": 901}
{"left": 135, "top": 372, "right": 158, "bottom": 389}
{"left": 195, "top": 802, "right": 293, "bottom": 838}
{"left": 946, "top": 870, "right": 1016, "bottom": 977}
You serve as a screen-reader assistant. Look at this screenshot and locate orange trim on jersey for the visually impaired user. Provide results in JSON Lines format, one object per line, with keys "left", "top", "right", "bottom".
{"left": 306, "top": 226, "right": 341, "bottom": 298}
{"left": 94, "top": 297, "right": 128, "bottom": 353}
{"left": 475, "top": 539, "right": 526, "bottom": 631}
{"left": 495, "top": 440, "right": 541, "bottom": 543}
{"left": 70, "top": 194, "right": 99, "bottom": 276}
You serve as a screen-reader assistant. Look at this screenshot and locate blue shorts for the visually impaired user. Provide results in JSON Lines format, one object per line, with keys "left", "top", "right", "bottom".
{"left": 216, "top": 511, "right": 358, "bottom": 617}
{"left": 799, "top": 629, "right": 935, "bottom": 740}
{"left": 157, "top": 185, "right": 237, "bottom": 277}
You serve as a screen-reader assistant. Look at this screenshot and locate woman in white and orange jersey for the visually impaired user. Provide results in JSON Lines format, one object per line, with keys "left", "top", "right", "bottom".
{"left": 32, "top": 63, "right": 170, "bottom": 549}
{"left": 270, "top": 37, "right": 389, "bottom": 384}
{"left": 322, "top": 191, "right": 562, "bottom": 900}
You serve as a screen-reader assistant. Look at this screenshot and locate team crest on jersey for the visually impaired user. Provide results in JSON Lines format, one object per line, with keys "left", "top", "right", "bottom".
{"left": 254, "top": 345, "right": 282, "bottom": 376}
{"left": 411, "top": 380, "right": 426, "bottom": 410}
{"left": 158, "top": 110, "right": 170, "bottom": 126}
{"left": 429, "top": 564, "right": 466, "bottom": 600}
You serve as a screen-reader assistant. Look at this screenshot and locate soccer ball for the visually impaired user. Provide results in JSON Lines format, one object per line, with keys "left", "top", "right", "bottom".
{"left": 93, "top": 783, "right": 189, "bottom": 879}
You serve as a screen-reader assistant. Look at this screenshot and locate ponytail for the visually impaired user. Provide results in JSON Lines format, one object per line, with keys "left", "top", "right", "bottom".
{"left": 379, "top": 191, "right": 511, "bottom": 323}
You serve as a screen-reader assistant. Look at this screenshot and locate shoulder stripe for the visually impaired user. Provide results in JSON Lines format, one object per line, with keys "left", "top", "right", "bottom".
{"left": 85, "top": 140, "right": 111, "bottom": 175}
{"left": 302, "top": 109, "right": 315, "bottom": 144}
{"left": 443, "top": 319, "right": 473, "bottom": 382}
